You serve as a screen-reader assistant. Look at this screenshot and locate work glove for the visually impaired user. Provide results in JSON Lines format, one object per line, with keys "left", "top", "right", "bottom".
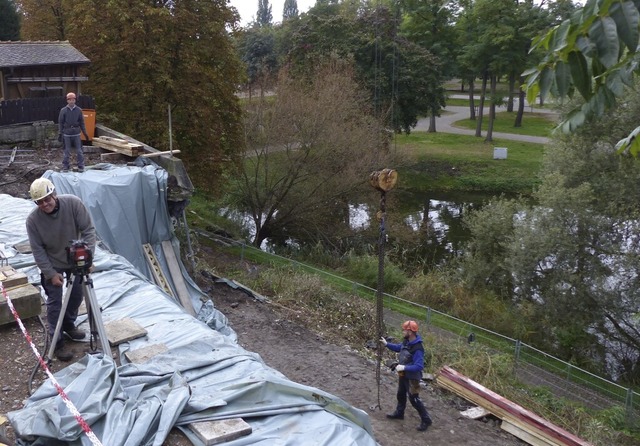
{"left": 380, "top": 336, "right": 388, "bottom": 346}
{"left": 83, "top": 132, "right": 89, "bottom": 141}
{"left": 57, "top": 134, "right": 62, "bottom": 142}
{"left": 395, "top": 364, "right": 405, "bottom": 373}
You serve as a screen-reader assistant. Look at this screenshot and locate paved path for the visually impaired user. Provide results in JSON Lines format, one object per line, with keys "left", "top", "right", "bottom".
{"left": 415, "top": 98, "right": 557, "bottom": 144}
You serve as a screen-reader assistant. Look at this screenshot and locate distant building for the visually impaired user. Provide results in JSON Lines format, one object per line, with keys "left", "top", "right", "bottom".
{"left": 0, "top": 41, "right": 89, "bottom": 101}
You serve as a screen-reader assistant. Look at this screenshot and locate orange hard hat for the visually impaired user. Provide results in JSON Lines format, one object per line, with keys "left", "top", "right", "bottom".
{"left": 402, "top": 320, "right": 419, "bottom": 332}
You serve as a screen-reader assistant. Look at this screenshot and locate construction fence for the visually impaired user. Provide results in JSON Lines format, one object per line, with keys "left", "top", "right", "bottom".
{"left": 0, "top": 95, "right": 95, "bottom": 126}
{"left": 200, "top": 231, "right": 640, "bottom": 426}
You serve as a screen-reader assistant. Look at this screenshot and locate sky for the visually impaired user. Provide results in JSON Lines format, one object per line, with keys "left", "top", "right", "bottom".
{"left": 229, "top": 0, "right": 316, "bottom": 27}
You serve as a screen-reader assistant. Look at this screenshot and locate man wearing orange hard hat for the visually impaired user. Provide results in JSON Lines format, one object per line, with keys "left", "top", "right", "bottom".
{"left": 381, "top": 320, "right": 433, "bottom": 432}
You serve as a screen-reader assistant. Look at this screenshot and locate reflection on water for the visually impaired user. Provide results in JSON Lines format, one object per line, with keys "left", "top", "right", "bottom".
{"left": 222, "top": 191, "right": 493, "bottom": 267}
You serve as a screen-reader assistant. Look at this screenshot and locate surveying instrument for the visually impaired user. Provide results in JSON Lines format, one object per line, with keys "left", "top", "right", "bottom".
{"left": 45, "top": 240, "right": 111, "bottom": 363}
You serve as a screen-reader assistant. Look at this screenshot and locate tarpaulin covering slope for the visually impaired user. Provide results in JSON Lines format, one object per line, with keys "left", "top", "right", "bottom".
{"left": 0, "top": 170, "right": 377, "bottom": 445}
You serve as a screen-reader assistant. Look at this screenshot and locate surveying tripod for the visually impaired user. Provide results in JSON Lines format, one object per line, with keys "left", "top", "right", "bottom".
{"left": 45, "top": 242, "right": 111, "bottom": 363}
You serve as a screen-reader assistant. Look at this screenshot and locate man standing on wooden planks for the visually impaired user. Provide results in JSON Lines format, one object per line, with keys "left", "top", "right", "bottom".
{"left": 58, "top": 92, "right": 89, "bottom": 173}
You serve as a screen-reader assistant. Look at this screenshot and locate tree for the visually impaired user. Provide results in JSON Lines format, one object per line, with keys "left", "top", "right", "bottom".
{"left": 0, "top": 0, "right": 20, "bottom": 40}
{"left": 257, "top": 0, "right": 273, "bottom": 27}
{"left": 236, "top": 25, "right": 279, "bottom": 97}
{"left": 66, "top": 0, "right": 244, "bottom": 192}
{"left": 283, "top": 0, "right": 298, "bottom": 21}
{"left": 231, "top": 60, "right": 395, "bottom": 247}
{"left": 461, "top": 83, "right": 640, "bottom": 382}
{"left": 17, "top": 0, "right": 67, "bottom": 40}
{"left": 401, "top": 0, "right": 459, "bottom": 132}
{"left": 525, "top": 0, "right": 640, "bottom": 154}
{"left": 285, "top": 3, "right": 442, "bottom": 134}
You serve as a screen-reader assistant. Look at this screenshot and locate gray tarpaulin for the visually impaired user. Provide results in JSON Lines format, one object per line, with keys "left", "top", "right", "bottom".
{"left": 0, "top": 166, "right": 377, "bottom": 446}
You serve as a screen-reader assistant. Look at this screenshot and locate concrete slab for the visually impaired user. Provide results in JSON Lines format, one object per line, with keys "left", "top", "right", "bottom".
{"left": 189, "top": 418, "right": 252, "bottom": 445}
{"left": 104, "top": 317, "right": 147, "bottom": 346}
{"left": 124, "top": 343, "right": 168, "bottom": 364}
{"left": 0, "top": 283, "right": 41, "bottom": 326}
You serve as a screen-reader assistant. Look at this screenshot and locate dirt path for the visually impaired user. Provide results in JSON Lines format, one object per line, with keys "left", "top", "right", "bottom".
{"left": 209, "top": 281, "right": 525, "bottom": 446}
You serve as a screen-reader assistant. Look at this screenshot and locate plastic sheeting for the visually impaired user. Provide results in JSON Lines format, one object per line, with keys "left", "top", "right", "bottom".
{"left": 0, "top": 168, "right": 377, "bottom": 446}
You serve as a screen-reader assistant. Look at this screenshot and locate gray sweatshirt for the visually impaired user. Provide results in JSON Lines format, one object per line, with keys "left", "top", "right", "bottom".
{"left": 26, "top": 195, "right": 97, "bottom": 280}
{"left": 58, "top": 105, "right": 88, "bottom": 136}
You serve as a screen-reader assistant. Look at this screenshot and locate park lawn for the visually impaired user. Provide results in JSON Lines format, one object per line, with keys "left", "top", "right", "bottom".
{"left": 394, "top": 132, "right": 544, "bottom": 194}
{"left": 452, "top": 111, "right": 557, "bottom": 137}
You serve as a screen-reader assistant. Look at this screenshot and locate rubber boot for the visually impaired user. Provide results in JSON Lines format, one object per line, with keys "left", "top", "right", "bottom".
{"left": 386, "top": 409, "right": 404, "bottom": 420}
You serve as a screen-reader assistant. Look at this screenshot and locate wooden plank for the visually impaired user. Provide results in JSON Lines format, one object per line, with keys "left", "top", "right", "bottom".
{"left": 436, "top": 367, "right": 593, "bottom": 446}
{"left": 139, "top": 150, "right": 181, "bottom": 158}
{"left": 160, "top": 240, "right": 195, "bottom": 316}
{"left": 92, "top": 136, "right": 144, "bottom": 157}
{"left": 142, "top": 243, "right": 175, "bottom": 298}
{"left": 437, "top": 376, "right": 561, "bottom": 446}
{"left": 502, "top": 420, "right": 554, "bottom": 446}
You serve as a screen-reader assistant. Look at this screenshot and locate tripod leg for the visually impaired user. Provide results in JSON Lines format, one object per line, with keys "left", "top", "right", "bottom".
{"left": 46, "top": 274, "right": 76, "bottom": 361}
{"left": 82, "top": 278, "right": 111, "bottom": 358}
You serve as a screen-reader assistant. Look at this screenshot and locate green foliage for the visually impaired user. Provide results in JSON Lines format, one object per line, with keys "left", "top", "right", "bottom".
{"left": 343, "top": 253, "right": 408, "bottom": 294}
{"left": 285, "top": 3, "right": 444, "bottom": 134}
{"left": 526, "top": 0, "right": 640, "bottom": 154}
{"left": 17, "top": 0, "right": 67, "bottom": 40}
{"left": 397, "top": 269, "right": 526, "bottom": 339}
{"left": 0, "top": 0, "right": 20, "bottom": 40}
{"left": 459, "top": 83, "right": 640, "bottom": 383}
{"left": 66, "top": 0, "right": 244, "bottom": 194}
{"left": 282, "top": 0, "right": 298, "bottom": 21}
{"left": 236, "top": 25, "right": 279, "bottom": 90}
{"left": 257, "top": 0, "right": 273, "bottom": 27}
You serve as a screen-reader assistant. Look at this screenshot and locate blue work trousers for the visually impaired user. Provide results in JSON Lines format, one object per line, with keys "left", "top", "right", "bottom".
{"left": 63, "top": 134, "right": 85, "bottom": 170}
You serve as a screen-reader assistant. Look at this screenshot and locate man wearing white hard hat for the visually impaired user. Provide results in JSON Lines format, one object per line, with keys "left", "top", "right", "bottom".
{"left": 25, "top": 178, "right": 96, "bottom": 361}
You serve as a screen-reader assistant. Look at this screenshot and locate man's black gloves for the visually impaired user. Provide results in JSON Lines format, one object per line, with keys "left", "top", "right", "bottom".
{"left": 58, "top": 134, "right": 62, "bottom": 142}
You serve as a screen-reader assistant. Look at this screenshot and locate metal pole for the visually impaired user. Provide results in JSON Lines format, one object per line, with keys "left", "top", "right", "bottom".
{"left": 369, "top": 168, "right": 397, "bottom": 411}
{"left": 375, "top": 189, "right": 387, "bottom": 409}
{"left": 168, "top": 104, "right": 173, "bottom": 155}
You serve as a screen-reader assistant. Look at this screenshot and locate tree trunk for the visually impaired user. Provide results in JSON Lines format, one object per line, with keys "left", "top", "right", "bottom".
{"left": 427, "top": 113, "right": 436, "bottom": 133}
{"left": 469, "top": 77, "right": 476, "bottom": 121}
{"left": 485, "top": 74, "right": 496, "bottom": 142}
{"left": 515, "top": 78, "right": 525, "bottom": 127}
{"left": 507, "top": 72, "right": 515, "bottom": 112}
{"left": 475, "top": 72, "right": 488, "bottom": 137}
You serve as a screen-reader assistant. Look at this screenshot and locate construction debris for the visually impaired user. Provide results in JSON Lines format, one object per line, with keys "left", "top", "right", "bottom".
{"left": 436, "top": 366, "right": 593, "bottom": 446}
{"left": 104, "top": 317, "right": 148, "bottom": 346}
{"left": 189, "top": 418, "right": 252, "bottom": 445}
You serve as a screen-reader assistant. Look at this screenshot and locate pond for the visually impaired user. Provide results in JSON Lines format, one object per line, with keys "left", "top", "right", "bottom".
{"left": 222, "top": 190, "right": 498, "bottom": 269}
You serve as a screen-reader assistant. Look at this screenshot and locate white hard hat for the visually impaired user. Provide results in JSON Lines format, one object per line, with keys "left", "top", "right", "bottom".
{"left": 30, "top": 178, "right": 55, "bottom": 201}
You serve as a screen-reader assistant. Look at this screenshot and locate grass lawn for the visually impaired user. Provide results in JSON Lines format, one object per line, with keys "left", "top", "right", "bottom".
{"left": 452, "top": 111, "right": 556, "bottom": 137}
{"left": 393, "top": 132, "right": 544, "bottom": 194}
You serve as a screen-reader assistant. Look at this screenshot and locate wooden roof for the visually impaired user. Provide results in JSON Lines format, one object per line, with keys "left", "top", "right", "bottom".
{"left": 0, "top": 41, "right": 89, "bottom": 68}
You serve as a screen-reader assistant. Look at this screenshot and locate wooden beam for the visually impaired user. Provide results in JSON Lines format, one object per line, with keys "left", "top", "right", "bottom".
{"left": 161, "top": 240, "right": 196, "bottom": 316}
{"left": 139, "top": 150, "right": 181, "bottom": 158}
{"left": 436, "top": 367, "right": 593, "bottom": 446}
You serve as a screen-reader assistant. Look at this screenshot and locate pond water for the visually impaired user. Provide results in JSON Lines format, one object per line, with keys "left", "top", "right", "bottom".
{"left": 222, "top": 190, "right": 498, "bottom": 268}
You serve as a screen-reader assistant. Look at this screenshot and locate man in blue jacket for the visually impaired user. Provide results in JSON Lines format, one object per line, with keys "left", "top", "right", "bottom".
{"left": 58, "top": 92, "right": 89, "bottom": 172}
{"left": 381, "top": 320, "right": 433, "bottom": 431}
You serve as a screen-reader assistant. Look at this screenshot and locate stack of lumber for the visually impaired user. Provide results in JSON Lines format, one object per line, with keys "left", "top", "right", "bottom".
{"left": 436, "top": 366, "right": 593, "bottom": 446}
{"left": 92, "top": 136, "right": 144, "bottom": 157}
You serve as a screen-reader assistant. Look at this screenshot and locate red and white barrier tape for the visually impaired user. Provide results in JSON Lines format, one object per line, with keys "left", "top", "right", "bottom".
{"left": 0, "top": 283, "right": 103, "bottom": 446}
